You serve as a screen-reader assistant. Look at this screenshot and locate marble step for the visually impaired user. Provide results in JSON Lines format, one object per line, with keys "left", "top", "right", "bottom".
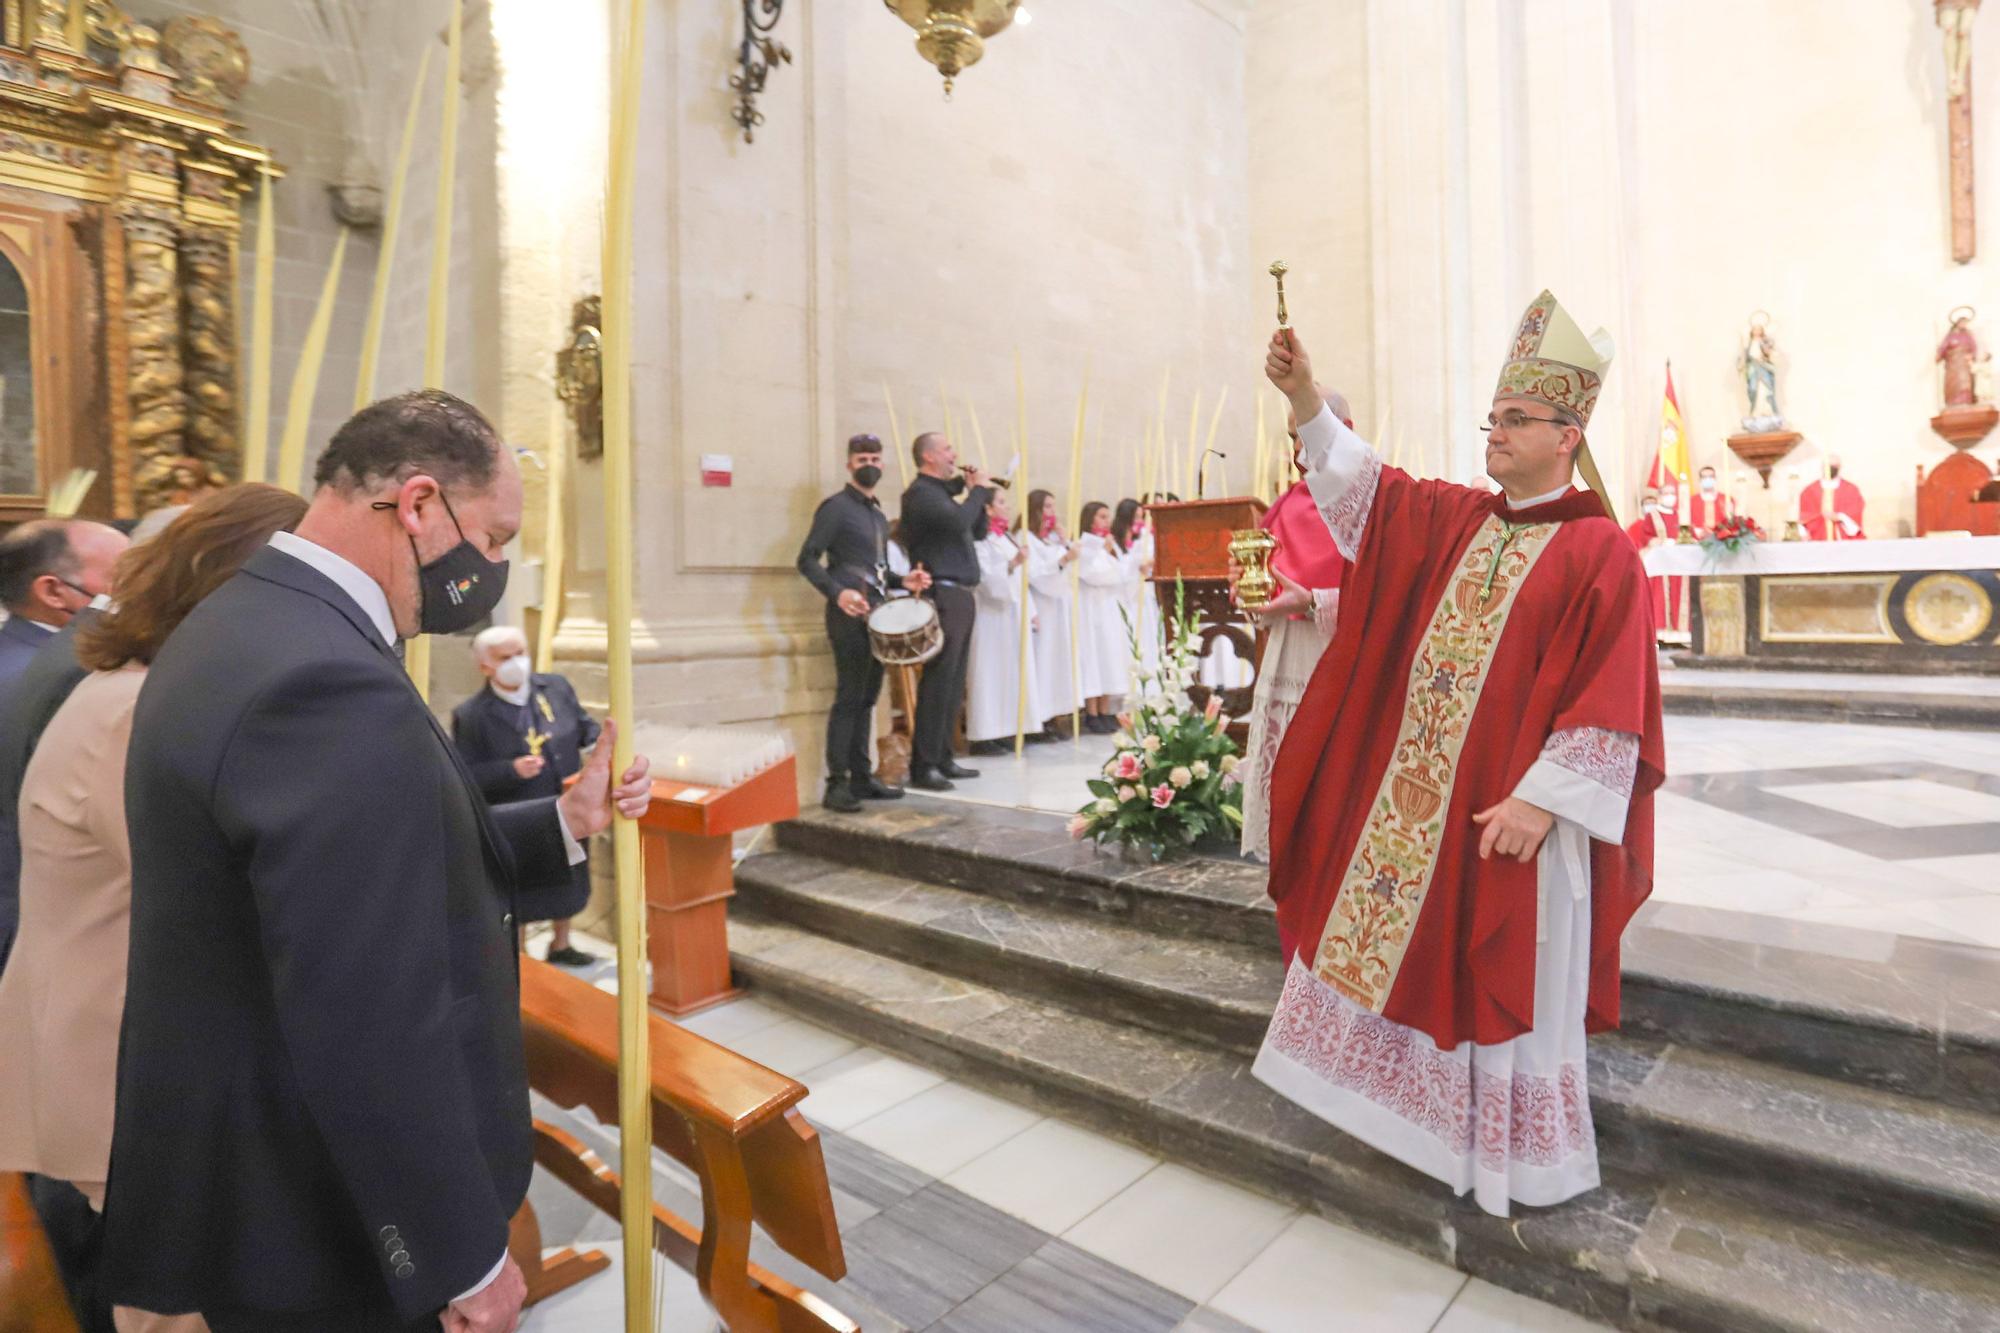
{"left": 732, "top": 860, "right": 2000, "bottom": 1252}
{"left": 1660, "top": 678, "right": 2000, "bottom": 731}
{"left": 778, "top": 801, "right": 2000, "bottom": 1114}
{"left": 734, "top": 848, "right": 1279, "bottom": 1053}
{"left": 774, "top": 800, "right": 1280, "bottom": 950}
{"left": 728, "top": 917, "right": 2000, "bottom": 1333}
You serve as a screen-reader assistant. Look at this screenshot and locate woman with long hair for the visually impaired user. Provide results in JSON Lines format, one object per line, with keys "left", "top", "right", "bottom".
{"left": 0, "top": 483, "right": 307, "bottom": 1333}
{"left": 1074, "top": 500, "right": 1129, "bottom": 731}
{"left": 1017, "top": 487, "right": 1079, "bottom": 734}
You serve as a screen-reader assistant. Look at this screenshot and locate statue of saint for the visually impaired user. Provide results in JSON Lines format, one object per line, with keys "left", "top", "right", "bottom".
{"left": 1739, "top": 313, "right": 1783, "bottom": 431}
{"left": 1940, "top": 0, "right": 1981, "bottom": 100}
{"left": 1938, "top": 306, "right": 1981, "bottom": 406}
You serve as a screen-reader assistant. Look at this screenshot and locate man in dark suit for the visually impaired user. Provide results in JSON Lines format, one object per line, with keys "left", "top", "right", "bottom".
{"left": 102, "top": 390, "right": 652, "bottom": 1332}
{"left": 452, "top": 625, "right": 600, "bottom": 966}
{"left": 0, "top": 519, "right": 125, "bottom": 981}
{"left": 898, "top": 431, "right": 991, "bottom": 791}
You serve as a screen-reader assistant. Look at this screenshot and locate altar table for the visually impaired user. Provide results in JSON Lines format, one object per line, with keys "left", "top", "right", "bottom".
{"left": 1642, "top": 537, "right": 2000, "bottom": 669}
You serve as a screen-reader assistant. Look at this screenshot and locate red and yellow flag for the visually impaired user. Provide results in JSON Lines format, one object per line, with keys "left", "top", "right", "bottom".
{"left": 1647, "top": 362, "right": 1689, "bottom": 491}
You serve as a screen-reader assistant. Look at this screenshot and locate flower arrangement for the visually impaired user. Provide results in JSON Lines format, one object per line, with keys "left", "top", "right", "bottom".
{"left": 1699, "top": 513, "right": 1765, "bottom": 557}
{"left": 1068, "top": 582, "right": 1244, "bottom": 860}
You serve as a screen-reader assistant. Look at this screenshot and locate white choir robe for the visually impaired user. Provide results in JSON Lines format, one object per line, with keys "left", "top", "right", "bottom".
{"left": 1027, "top": 532, "right": 1081, "bottom": 720}
{"left": 1249, "top": 402, "right": 1641, "bottom": 1219}
{"left": 1123, "top": 531, "right": 1163, "bottom": 676}
{"left": 967, "top": 532, "right": 1045, "bottom": 742}
{"left": 1076, "top": 535, "right": 1132, "bottom": 699}
{"left": 1238, "top": 592, "right": 1337, "bottom": 862}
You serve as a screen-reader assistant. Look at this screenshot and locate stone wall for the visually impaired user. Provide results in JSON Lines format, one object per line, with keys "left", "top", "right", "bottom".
{"left": 1247, "top": 0, "right": 2000, "bottom": 534}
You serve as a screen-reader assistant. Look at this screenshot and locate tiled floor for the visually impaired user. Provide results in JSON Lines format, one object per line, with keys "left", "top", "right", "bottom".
{"left": 929, "top": 715, "right": 2000, "bottom": 952}
{"left": 517, "top": 932, "right": 1610, "bottom": 1331}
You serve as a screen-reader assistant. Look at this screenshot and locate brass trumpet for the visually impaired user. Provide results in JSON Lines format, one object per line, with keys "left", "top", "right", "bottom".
{"left": 960, "top": 465, "right": 1011, "bottom": 489}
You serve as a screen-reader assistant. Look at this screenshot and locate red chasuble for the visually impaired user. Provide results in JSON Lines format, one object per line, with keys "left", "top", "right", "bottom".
{"left": 1623, "top": 512, "right": 1681, "bottom": 633}
{"left": 1266, "top": 469, "right": 1664, "bottom": 1050}
{"left": 1798, "top": 478, "right": 1866, "bottom": 540}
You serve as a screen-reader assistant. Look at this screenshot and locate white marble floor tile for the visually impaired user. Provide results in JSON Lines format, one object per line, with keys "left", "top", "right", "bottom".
{"left": 1433, "top": 1278, "right": 1613, "bottom": 1331}
{"left": 1648, "top": 867, "right": 1872, "bottom": 918}
{"left": 942, "top": 1116, "right": 1159, "bottom": 1234}
{"left": 1901, "top": 894, "right": 2000, "bottom": 949}
{"left": 1762, "top": 778, "right": 2000, "bottom": 828}
{"left": 672, "top": 995, "right": 792, "bottom": 1045}
{"left": 794, "top": 1047, "right": 947, "bottom": 1131}
{"left": 1913, "top": 852, "right": 2000, "bottom": 893}
{"left": 846, "top": 1079, "right": 1044, "bottom": 1178}
{"left": 1062, "top": 1162, "right": 1296, "bottom": 1304}
{"left": 516, "top": 1250, "right": 719, "bottom": 1333}
{"left": 1782, "top": 901, "right": 1987, "bottom": 948}
{"left": 723, "top": 1016, "right": 858, "bottom": 1078}
{"left": 1207, "top": 1213, "right": 1465, "bottom": 1333}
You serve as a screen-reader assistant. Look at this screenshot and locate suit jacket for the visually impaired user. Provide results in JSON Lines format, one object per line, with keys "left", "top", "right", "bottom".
{"left": 0, "top": 613, "right": 53, "bottom": 704}
{"left": 0, "top": 665, "right": 145, "bottom": 1187}
{"left": 102, "top": 546, "right": 572, "bottom": 1327}
{"left": 0, "top": 609, "right": 98, "bottom": 979}
{"left": 450, "top": 675, "right": 599, "bottom": 921}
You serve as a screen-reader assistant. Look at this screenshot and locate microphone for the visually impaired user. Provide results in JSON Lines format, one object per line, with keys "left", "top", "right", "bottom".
{"left": 1196, "top": 449, "right": 1227, "bottom": 499}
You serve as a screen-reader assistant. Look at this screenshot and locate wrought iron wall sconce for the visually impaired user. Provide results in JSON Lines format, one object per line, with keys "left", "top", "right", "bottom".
{"left": 730, "top": 0, "right": 791, "bottom": 143}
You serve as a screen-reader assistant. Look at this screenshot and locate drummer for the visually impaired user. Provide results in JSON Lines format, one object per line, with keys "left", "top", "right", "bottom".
{"left": 797, "top": 432, "right": 932, "bottom": 812}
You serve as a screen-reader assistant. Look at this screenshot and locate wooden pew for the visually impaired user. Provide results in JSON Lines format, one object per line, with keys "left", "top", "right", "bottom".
{"left": 0, "top": 1173, "right": 81, "bottom": 1333}
{"left": 519, "top": 957, "right": 855, "bottom": 1333}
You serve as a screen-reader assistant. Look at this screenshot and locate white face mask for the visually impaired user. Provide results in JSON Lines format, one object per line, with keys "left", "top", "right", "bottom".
{"left": 1700, "top": 478, "right": 1717, "bottom": 494}
{"left": 1641, "top": 503, "right": 1658, "bottom": 516}
{"left": 493, "top": 655, "right": 530, "bottom": 690}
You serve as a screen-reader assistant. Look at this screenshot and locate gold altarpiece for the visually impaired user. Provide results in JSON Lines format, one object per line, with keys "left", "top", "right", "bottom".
{"left": 0, "top": 0, "right": 269, "bottom": 522}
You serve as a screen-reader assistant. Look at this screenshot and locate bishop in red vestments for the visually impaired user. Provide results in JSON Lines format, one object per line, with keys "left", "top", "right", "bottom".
{"left": 1256, "top": 292, "right": 1664, "bottom": 1218}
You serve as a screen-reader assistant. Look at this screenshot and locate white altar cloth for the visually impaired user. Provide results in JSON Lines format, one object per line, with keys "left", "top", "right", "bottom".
{"left": 1643, "top": 535, "right": 2000, "bottom": 577}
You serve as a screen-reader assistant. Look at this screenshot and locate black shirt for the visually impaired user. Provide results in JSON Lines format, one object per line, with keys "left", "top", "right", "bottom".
{"left": 797, "top": 484, "right": 899, "bottom": 604}
{"left": 899, "top": 472, "right": 991, "bottom": 586}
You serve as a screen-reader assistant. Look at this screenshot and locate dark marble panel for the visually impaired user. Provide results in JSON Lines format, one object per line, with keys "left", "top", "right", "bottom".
{"left": 931, "top": 1239, "right": 1193, "bottom": 1333}
{"left": 951, "top": 998, "right": 1215, "bottom": 1108}
{"left": 820, "top": 1131, "right": 934, "bottom": 1213}
{"left": 1453, "top": 1168, "right": 1655, "bottom": 1329}
{"left": 1168, "top": 1309, "right": 1260, "bottom": 1333}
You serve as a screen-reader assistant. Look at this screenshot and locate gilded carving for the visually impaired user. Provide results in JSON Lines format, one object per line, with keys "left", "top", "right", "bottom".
{"left": 121, "top": 203, "right": 199, "bottom": 512}
{"left": 161, "top": 15, "right": 249, "bottom": 106}
{"left": 555, "top": 296, "right": 604, "bottom": 460}
{"left": 179, "top": 224, "right": 235, "bottom": 490}
{"left": 1698, "top": 577, "right": 1747, "bottom": 657}
{"left": 1905, "top": 572, "right": 1993, "bottom": 646}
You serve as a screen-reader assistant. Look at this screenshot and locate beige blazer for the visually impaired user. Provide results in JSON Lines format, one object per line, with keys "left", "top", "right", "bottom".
{"left": 0, "top": 664, "right": 146, "bottom": 1187}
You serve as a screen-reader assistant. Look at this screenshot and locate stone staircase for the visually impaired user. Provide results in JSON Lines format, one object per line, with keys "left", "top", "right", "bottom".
{"left": 727, "top": 797, "right": 2000, "bottom": 1332}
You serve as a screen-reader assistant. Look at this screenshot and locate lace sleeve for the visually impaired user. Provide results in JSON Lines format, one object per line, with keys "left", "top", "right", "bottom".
{"left": 1511, "top": 726, "right": 1639, "bottom": 845}
{"left": 1298, "top": 404, "right": 1381, "bottom": 560}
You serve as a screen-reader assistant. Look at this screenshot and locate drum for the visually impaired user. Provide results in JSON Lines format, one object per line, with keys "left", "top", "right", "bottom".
{"left": 867, "top": 596, "right": 943, "bottom": 666}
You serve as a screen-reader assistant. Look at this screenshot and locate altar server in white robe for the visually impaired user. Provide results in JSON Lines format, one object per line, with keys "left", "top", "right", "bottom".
{"left": 1021, "top": 489, "right": 1081, "bottom": 733}
{"left": 1076, "top": 501, "right": 1131, "bottom": 732}
{"left": 1112, "top": 499, "right": 1161, "bottom": 677}
{"left": 967, "top": 493, "right": 1043, "bottom": 750}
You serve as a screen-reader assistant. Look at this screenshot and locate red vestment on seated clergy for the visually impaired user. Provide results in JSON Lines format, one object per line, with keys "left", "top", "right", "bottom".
{"left": 1266, "top": 467, "right": 1664, "bottom": 1051}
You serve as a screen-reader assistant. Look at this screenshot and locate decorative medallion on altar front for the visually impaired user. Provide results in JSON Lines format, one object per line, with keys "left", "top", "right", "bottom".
{"left": 1906, "top": 572, "right": 1993, "bottom": 645}
{"left": 160, "top": 15, "right": 249, "bottom": 106}
{"left": 1310, "top": 517, "right": 1559, "bottom": 1012}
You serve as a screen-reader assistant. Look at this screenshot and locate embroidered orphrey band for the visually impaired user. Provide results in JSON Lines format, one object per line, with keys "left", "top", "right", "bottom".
{"left": 1310, "top": 516, "right": 1559, "bottom": 1010}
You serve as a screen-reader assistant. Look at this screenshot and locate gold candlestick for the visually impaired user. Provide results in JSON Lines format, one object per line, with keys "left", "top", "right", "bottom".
{"left": 1269, "top": 260, "right": 1290, "bottom": 328}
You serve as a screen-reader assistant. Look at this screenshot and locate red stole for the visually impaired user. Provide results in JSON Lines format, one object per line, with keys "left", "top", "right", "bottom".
{"left": 1262, "top": 481, "right": 1346, "bottom": 590}
{"left": 1267, "top": 469, "right": 1664, "bottom": 1049}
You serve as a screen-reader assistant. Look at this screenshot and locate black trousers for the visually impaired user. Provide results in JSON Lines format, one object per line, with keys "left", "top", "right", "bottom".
{"left": 912, "top": 584, "right": 975, "bottom": 773}
{"left": 824, "top": 600, "right": 884, "bottom": 782}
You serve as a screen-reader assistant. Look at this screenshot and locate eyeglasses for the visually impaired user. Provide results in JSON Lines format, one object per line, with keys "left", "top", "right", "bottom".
{"left": 1479, "top": 411, "right": 1566, "bottom": 433}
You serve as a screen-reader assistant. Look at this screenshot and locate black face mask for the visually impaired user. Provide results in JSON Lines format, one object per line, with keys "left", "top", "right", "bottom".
{"left": 852, "top": 464, "right": 882, "bottom": 489}
{"left": 372, "top": 489, "right": 509, "bottom": 636}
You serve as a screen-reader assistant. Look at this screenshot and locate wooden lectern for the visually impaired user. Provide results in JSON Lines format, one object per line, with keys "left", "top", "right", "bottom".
{"left": 640, "top": 755, "right": 798, "bottom": 1016}
{"left": 1146, "top": 497, "right": 1268, "bottom": 742}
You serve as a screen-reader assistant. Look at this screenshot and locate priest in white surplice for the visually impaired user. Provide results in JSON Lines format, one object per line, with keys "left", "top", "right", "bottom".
{"left": 1021, "top": 488, "right": 1081, "bottom": 735}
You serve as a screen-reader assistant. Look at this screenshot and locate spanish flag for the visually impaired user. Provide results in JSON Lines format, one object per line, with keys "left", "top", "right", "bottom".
{"left": 1647, "top": 362, "right": 1689, "bottom": 490}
